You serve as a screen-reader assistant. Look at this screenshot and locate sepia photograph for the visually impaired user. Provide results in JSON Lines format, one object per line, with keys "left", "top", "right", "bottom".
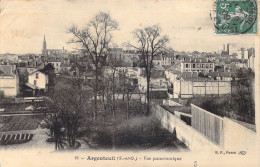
{"left": 0, "top": 0, "right": 259, "bottom": 166}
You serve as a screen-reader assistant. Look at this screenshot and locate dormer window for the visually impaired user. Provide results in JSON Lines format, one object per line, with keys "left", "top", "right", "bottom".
{"left": 36, "top": 73, "right": 39, "bottom": 79}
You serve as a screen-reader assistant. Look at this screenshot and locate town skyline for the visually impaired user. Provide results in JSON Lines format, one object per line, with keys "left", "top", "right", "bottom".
{"left": 0, "top": 2, "right": 258, "bottom": 166}
{"left": 0, "top": 0, "right": 255, "bottom": 54}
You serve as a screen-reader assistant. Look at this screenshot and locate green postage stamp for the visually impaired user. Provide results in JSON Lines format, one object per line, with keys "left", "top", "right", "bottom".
{"left": 215, "top": 0, "right": 257, "bottom": 34}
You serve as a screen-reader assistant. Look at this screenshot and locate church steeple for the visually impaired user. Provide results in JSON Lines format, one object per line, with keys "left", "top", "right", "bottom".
{"left": 42, "top": 35, "right": 47, "bottom": 55}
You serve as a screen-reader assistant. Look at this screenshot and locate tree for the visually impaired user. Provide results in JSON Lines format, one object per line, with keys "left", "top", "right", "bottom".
{"left": 233, "top": 68, "right": 255, "bottom": 121}
{"left": 128, "top": 25, "right": 169, "bottom": 114}
{"left": 39, "top": 87, "right": 85, "bottom": 150}
{"left": 69, "top": 12, "right": 118, "bottom": 120}
{"left": 104, "top": 50, "right": 121, "bottom": 118}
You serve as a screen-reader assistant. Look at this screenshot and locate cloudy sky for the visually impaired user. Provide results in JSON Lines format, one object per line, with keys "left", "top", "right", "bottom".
{"left": 0, "top": 0, "right": 256, "bottom": 54}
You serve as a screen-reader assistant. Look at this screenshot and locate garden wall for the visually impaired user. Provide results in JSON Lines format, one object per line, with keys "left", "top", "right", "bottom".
{"left": 152, "top": 105, "right": 220, "bottom": 151}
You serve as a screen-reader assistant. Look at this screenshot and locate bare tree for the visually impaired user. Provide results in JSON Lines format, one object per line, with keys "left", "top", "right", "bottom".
{"left": 128, "top": 25, "right": 169, "bottom": 114}
{"left": 102, "top": 50, "right": 122, "bottom": 119}
{"left": 69, "top": 12, "right": 118, "bottom": 120}
{"left": 124, "top": 78, "right": 137, "bottom": 119}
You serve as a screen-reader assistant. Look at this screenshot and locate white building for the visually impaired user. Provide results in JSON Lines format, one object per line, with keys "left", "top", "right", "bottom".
{"left": 248, "top": 55, "right": 255, "bottom": 72}
{"left": 170, "top": 78, "right": 231, "bottom": 98}
{"left": 27, "top": 70, "right": 49, "bottom": 90}
{"left": 165, "top": 70, "right": 231, "bottom": 98}
{"left": 153, "top": 53, "right": 175, "bottom": 66}
{"left": 138, "top": 69, "right": 168, "bottom": 93}
{"left": 181, "top": 58, "right": 214, "bottom": 74}
{"left": 47, "top": 58, "right": 62, "bottom": 74}
{"left": 237, "top": 48, "right": 249, "bottom": 60}
{"left": 0, "top": 65, "right": 19, "bottom": 97}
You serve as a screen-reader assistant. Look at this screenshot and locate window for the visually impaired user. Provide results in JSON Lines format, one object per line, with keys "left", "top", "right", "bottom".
{"left": 34, "top": 80, "right": 37, "bottom": 85}
{"left": 202, "top": 64, "right": 205, "bottom": 68}
{"left": 36, "top": 73, "right": 39, "bottom": 79}
{"left": 193, "top": 64, "right": 195, "bottom": 68}
{"left": 56, "top": 63, "right": 58, "bottom": 66}
{"left": 186, "top": 64, "right": 188, "bottom": 68}
{"left": 210, "top": 64, "right": 213, "bottom": 68}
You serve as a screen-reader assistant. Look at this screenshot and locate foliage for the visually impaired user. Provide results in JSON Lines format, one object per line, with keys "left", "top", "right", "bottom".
{"left": 232, "top": 68, "right": 255, "bottom": 119}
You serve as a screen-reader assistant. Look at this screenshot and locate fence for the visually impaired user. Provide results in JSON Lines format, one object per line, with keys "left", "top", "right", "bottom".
{"left": 152, "top": 104, "right": 220, "bottom": 150}
{"left": 191, "top": 104, "right": 224, "bottom": 146}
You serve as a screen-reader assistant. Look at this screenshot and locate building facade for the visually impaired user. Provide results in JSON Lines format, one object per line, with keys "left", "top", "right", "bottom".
{"left": 0, "top": 65, "right": 19, "bottom": 97}
{"left": 181, "top": 58, "right": 214, "bottom": 74}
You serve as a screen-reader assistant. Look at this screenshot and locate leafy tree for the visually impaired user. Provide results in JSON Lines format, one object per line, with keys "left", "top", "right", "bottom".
{"left": 233, "top": 68, "right": 255, "bottom": 121}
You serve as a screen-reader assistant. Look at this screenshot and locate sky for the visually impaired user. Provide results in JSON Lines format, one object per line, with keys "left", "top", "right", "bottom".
{"left": 0, "top": 0, "right": 256, "bottom": 54}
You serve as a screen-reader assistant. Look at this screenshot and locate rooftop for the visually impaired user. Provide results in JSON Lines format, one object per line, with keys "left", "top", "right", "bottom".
{"left": 182, "top": 57, "right": 213, "bottom": 63}
{"left": 0, "top": 65, "right": 14, "bottom": 76}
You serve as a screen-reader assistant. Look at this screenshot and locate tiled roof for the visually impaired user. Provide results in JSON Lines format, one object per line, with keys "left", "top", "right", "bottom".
{"left": 47, "top": 57, "right": 62, "bottom": 62}
{"left": 28, "top": 63, "right": 55, "bottom": 76}
{"left": 0, "top": 65, "right": 13, "bottom": 76}
{"left": 182, "top": 57, "right": 212, "bottom": 63}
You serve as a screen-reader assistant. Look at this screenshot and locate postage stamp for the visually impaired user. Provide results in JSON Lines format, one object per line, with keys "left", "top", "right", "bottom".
{"left": 214, "top": 0, "right": 257, "bottom": 34}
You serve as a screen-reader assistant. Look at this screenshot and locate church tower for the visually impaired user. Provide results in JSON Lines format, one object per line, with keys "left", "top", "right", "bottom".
{"left": 42, "top": 35, "right": 47, "bottom": 55}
